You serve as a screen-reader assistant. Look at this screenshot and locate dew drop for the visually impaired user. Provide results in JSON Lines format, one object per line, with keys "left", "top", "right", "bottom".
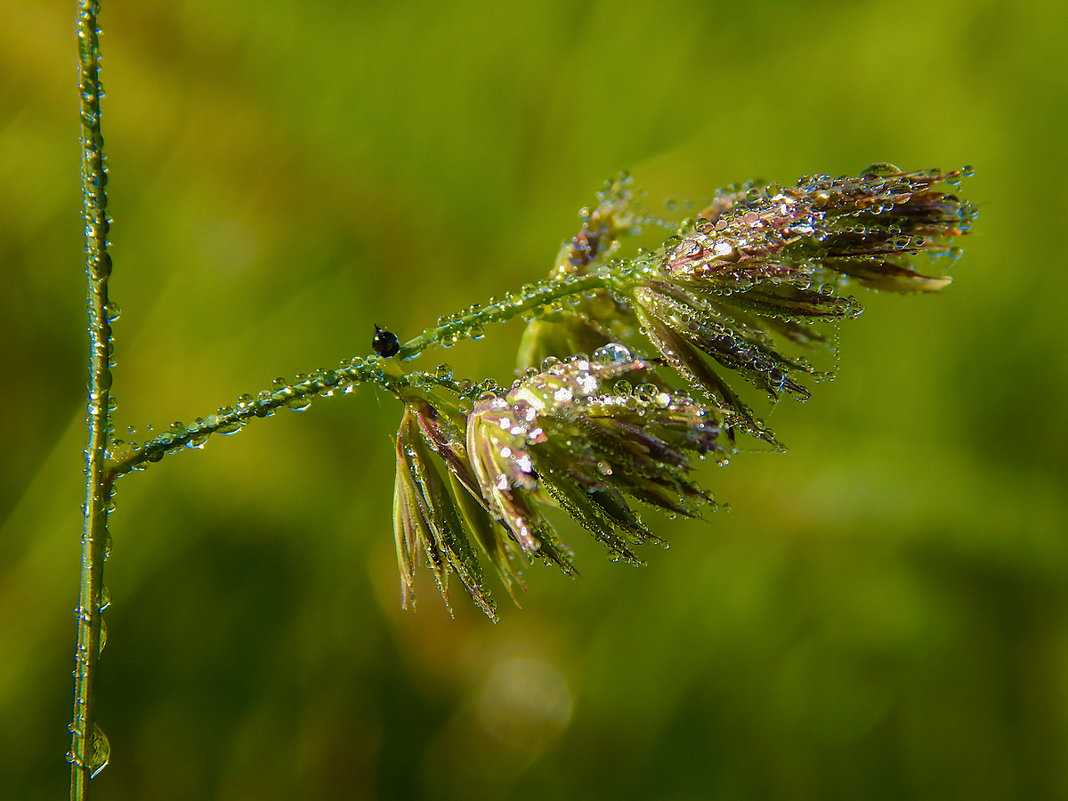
{"left": 860, "top": 162, "right": 903, "bottom": 177}
{"left": 635, "top": 383, "right": 658, "bottom": 401}
{"left": 286, "top": 395, "right": 312, "bottom": 412}
{"left": 592, "top": 342, "right": 633, "bottom": 363}
{"left": 104, "top": 301, "right": 121, "bottom": 323}
{"left": 435, "top": 364, "right": 454, "bottom": 381}
{"left": 105, "top": 439, "right": 136, "bottom": 463}
{"left": 185, "top": 432, "right": 210, "bottom": 449}
{"left": 87, "top": 723, "right": 110, "bottom": 778}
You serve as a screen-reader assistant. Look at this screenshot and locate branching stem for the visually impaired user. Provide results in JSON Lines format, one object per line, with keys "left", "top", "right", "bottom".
{"left": 106, "top": 270, "right": 617, "bottom": 476}
{"left": 396, "top": 272, "right": 610, "bottom": 358}
{"left": 72, "top": 1, "right": 114, "bottom": 798}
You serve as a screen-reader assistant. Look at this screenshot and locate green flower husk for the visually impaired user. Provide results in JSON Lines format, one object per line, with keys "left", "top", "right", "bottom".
{"left": 393, "top": 403, "right": 496, "bottom": 619}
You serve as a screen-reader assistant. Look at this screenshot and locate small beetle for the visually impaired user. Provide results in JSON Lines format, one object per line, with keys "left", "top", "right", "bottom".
{"left": 372, "top": 325, "right": 400, "bottom": 358}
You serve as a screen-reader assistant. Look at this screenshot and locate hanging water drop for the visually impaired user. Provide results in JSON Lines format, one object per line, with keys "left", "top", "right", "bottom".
{"left": 286, "top": 395, "right": 312, "bottom": 412}
{"left": 185, "top": 431, "right": 210, "bottom": 448}
{"left": 86, "top": 723, "right": 110, "bottom": 778}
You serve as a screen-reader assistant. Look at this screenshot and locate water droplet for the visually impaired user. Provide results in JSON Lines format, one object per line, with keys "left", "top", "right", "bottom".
{"left": 98, "top": 618, "right": 107, "bottom": 655}
{"left": 87, "top": 723, "right": 110, "bottom": 778}
{"left": 469, "top": 323, "right": 485, "bottom": 340}
{"left": 635, "top": 383, "right": 658, "bottom": 401}
{"left": 593, "top": 343, "right": 633, "bottom": 363}
{"left": 186, "top": 431, "right": 210, "bottom": 448}
{"left": 860, "top": 162, "right": 903, "bottom": 177}
{"left": 435, "top": 364, "right": 454, "bottom": 381}
{"left": 105, "top": 439, "right": 136, "bottom": 463}
{"left": 286, "top": 395, "right": 312, "bottom": 412}
{"left": 271, "top": 377, "right": 287, "bottom": 391}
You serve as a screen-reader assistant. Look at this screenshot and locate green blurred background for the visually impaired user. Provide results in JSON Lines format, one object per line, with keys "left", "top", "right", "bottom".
{"left": 3, "top": 0, "right": 1067, "bottom": 798}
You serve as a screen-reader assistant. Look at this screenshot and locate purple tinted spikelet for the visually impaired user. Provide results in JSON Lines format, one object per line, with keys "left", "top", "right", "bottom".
{"left": 627, "top": 165, "right": 975, "bottom": 433}
{"left": 393, "top": 352, "right": 727, "bottom": 617}
{"left": 393, "top": 401, "right": 497, "bottom": 619}
{"left": 659, "top": 164, "right": 972, "bottom": 288}
{"left": 466, "top": 353, "right": 725, "bottom": 568}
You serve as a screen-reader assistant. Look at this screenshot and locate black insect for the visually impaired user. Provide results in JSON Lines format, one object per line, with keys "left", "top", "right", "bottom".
{"left": 372, "top": 324, "right": 400, "bottom": 358}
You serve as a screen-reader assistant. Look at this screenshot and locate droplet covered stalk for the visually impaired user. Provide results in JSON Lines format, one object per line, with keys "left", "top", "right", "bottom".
{"left": 72, "top": 0, "right": 114, "bottom": 797}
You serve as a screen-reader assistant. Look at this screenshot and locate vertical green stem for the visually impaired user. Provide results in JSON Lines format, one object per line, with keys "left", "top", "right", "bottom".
{"left": 72, "top": 1, "right": 114, "bottom": 798}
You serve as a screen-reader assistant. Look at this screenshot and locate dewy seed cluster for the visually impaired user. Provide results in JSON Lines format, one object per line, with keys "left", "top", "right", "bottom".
{"left": 389, "top": 165, "right": 975, "bottom": 619}
{"left": 394, "top": 353, "right": 727, "bottom": 620}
